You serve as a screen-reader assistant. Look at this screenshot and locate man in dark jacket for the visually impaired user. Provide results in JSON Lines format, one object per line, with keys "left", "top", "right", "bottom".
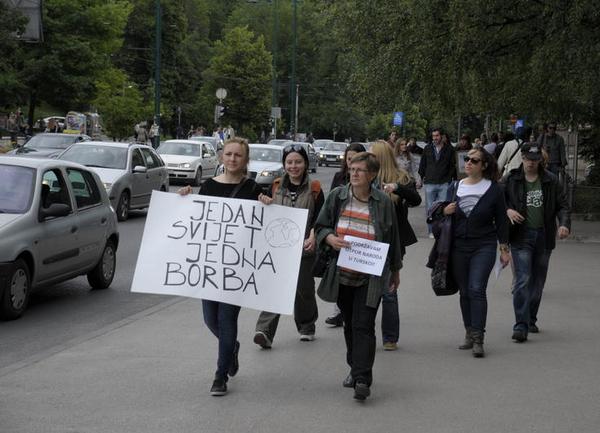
{"left": 502, "top": 143, "right": 571, "bottom": 343}
{"left": 418, "top": 128, "right": 457, "bottom": 236}
{"left": 536, "top": 122, "right": 567, "bottom": 176}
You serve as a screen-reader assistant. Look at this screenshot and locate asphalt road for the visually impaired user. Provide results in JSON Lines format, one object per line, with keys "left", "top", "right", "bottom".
{"left": 0, "top": 166, "right": 342, "bottom": 370}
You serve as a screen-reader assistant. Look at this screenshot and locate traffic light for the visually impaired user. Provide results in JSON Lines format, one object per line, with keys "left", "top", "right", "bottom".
{"left": 214, "top": 104, "right": 226, "bottom": 124}
{"left": 218, "top": 105, "right": 226, "bottom": 118}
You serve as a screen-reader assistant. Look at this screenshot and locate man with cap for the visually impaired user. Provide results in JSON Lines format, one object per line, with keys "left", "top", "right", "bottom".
{"left": 502, "top": 143, "right": 571, "bottom": 342}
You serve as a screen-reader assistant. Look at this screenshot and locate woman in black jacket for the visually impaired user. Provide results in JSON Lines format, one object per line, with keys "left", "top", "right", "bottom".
{"left": 442, "top": 148, "right": 510, "bottom": 357}
{"left": 370, "top": 140, "right": 421, "bottom": 350}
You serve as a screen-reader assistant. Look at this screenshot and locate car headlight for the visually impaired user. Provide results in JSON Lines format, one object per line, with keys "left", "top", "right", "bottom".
{"left": 260, "top": 170, "right": 276, "bottom": 177}
{"left": 319, "top": 154, "right": 325, "bottom": 159}
{"left": 103, "top": 182, "right": 112, "bottom": 191}
{"left": 180, "top": 163, "right": 191, "bottom": 168}
{"left": 339, "top": 154, "right": 344, "bottom": 159}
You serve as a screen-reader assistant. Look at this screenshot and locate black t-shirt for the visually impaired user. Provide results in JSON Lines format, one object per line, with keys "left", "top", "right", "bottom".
{"left": 199, "top": 177, "right": 263, "bottom": 200}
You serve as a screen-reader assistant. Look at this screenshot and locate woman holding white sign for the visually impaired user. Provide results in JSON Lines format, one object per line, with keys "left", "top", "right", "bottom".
{"left": 253, "top": 144, "right": 324, "bottom": 348}
{"left": 315, "top": 152, "right": 402, "bottom": 401}
{"left": 179, "top": 137, "right": 266, "bottom": 397}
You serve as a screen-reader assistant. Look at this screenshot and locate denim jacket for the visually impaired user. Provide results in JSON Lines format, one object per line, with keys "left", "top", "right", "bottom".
{"left": 314, "top": 184, "right": 402, "bottom": 308}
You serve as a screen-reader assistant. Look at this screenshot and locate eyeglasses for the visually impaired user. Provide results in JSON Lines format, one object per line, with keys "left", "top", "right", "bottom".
{"left": 463, "top": 156, "right": 482, "bottom": 164}
{"left": 349, "top": 168, "right": 370, "bottom": 174}
{"left": 283, "top": 144, "right": 304, "bottom": 153}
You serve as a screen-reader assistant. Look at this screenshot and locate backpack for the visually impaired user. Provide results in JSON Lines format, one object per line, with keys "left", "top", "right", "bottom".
{"left": 271, "top": 178, "right": 321, "bottom": 202}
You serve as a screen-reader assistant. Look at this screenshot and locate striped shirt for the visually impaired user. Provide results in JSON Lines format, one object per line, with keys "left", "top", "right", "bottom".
{"left": 336, "top": 192, "right": 375, "bottom": 286}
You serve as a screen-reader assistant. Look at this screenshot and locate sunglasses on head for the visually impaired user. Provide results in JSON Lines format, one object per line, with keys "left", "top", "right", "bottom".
{"left": 463, "top": 156, "right": 482, "bottom": 164}
{"left": 283, "top": 144, "right": 304, "bottom": 153}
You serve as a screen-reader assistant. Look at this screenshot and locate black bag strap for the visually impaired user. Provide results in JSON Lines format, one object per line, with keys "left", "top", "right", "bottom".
{"left": 229, "top": 177, "right": 248, "bottom": 198}
{"left": 506, "top": 139, "right": 523, "bottom": 168}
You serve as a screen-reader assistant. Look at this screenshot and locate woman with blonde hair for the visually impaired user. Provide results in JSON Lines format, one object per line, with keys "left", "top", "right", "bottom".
{"left": 369, "top": 140, "right": 421, "bottom": 350}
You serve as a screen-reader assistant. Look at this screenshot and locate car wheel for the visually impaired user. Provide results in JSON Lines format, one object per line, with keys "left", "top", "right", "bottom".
{"left": 325, "top": 163, "right": 329, "bottom": 167}
{"left": 116, "top": 191, "right": 130, "bottom": 222}
{"left": 194, "top": 167, "right": 203, "bottom": 186}
{"left": 311, "top": 165, "right": 317, "bottom": 173}
{"left": 318, "top": 162, "right": 322, "bottom": 167}
{"left": 87, "top": 240, "right": 116, "bottom": 290}
{"left": 0, "top": 258, "right": 31, "bottom": 320}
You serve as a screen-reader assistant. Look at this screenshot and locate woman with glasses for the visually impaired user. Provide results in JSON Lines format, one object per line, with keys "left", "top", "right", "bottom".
{"left": 436, "top": 148, "right": 510, "bottom": 357}
{"left": 315, "top": 152, "right": 401, "bottom": 401}
{"left": 325, "top": 142, "right": 367, "bottom": 327}
{"left": 253, "top": 144, "right": 324, "bottom": 348}
{"left": 370, "top": 140, "right": 421, "bottom": 351}
{"left": 178, "top": 137, "right": 266, "bottom": 396}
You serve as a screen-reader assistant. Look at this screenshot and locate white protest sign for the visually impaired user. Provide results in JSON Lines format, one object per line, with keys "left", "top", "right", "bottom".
{"left": 131, "top": 191, "right": 308, "bottom": 315}
{"left": 336, "top": 235, "right": 390, "bottom": 276}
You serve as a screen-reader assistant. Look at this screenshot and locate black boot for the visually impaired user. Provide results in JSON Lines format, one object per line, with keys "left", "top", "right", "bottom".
{"left": 471, "top": 330, "right": 485, "bottom": 358}
{"left": 458, "top": 327, "right": 473, "bottom": 350}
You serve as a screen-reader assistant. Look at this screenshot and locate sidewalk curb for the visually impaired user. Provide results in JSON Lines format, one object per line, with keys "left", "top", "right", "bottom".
{"left": 0, "top": 296, "right": 185, "bottom": 379}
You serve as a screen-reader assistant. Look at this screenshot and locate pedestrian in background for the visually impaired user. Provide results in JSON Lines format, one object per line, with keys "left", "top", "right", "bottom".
{"left": 178, "top": 137, "right": 267, "bottom": 397}
{"left": 418, "top": 128, "right": 457, "bottom": 237}
{"left": 435, "top": 148, "right": 510, "bottom": 357}
{"left": 370, "top": 140, "right": 421, "bottom": 351}
{"left": 324, "top": 142, "right": 366, "bottom": 327}
{"left": 315, "top": 152, "right": 401, "bottom": 401}
{"left": 253, "top": 144, "right": 324, "bottom": 348}
{"left": 498, "top": 127, "right": 532, "bottom": 175}
{"left": 394, "top": 137, "right": 420, "bottom": 184}
{"left": 502, "top": 143, "right": 570, "bottom": 343}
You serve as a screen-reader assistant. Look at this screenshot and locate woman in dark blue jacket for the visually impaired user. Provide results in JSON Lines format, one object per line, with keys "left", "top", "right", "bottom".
{"left": 442, "top": 148, "right": 510, "bottom": 357}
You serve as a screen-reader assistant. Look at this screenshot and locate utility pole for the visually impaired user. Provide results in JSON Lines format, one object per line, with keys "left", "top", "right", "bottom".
{"left": 153, "top": 0, "right": 161, "bottom": 149}
{"left": 295, "top": 83, "right": 299, "bottom": 136}
{"left": 290, "top": 0, "right": 297, "bottom": 137}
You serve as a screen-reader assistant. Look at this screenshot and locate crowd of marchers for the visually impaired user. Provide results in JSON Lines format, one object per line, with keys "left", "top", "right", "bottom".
{"left": 176, "top": 125, "right": 570, "bottom": 401}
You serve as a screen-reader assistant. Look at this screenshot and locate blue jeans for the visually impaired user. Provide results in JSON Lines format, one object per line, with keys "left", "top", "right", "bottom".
{"left": 511, "top": 228, "right": 552, "bottom": 333}
{"left": 202, "top": 300, "right": 241, "bottom": 380}
{"left": 381, "top": 291, "right": 399, "bottom": 343}
{"left": 425, "top": 183, "right": 450, "bottom": 233}
{"left": 451, "top": 241, "right": 497, "bottom": 332}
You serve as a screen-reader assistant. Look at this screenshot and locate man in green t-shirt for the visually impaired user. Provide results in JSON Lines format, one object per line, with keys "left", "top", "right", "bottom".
{"left": 502, "top": 143, "right": 571, "bottom": 343}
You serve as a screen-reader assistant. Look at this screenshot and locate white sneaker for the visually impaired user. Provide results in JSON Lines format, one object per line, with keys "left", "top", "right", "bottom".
{"left": 300, "top": 334, "right": 315, "bottom": 341}
{"left": 428, "top": 233, "right": 435, "bottom": 239}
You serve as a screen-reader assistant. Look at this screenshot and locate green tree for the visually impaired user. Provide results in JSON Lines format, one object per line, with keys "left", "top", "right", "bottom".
{"left": 0, "top": 3, "right": 27, "bottom": 108}
{"left": 200, "top": 26, "right": 272, "bottom": 140}
{"left": 92, "top": 68, "right": 151, "bottom": 140}
{"left": 19, "top": 0, "right": 131, "bottom": 124}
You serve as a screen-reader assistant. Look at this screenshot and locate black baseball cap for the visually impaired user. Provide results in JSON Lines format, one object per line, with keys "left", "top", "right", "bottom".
{"left": 521, "top": 142, "right": 543, "bottom": 161}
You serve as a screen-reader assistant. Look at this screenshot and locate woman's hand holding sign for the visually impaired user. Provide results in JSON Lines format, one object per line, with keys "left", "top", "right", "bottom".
{"left": 326, "top": 234, "right": 350, "bottom": 251}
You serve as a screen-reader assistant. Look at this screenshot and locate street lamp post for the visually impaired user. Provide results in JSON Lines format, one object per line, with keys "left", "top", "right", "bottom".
{"left": 153, "top": 0, "right": 161, "bottom": 149}
{"left": 290, "top": 0, "right": 297, "bottom": 138}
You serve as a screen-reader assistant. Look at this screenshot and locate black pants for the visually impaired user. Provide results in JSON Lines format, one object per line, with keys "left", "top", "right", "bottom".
{"left": 337, "top": 283, "right": 380, "bottom": 386}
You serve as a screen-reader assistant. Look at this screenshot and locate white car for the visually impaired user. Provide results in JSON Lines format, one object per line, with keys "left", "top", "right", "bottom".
{"left": 157, "top": 140, "right": 219, "bottom": 186}
{"left": 0, "top": 157, "right": 119, "bottom": 320}
{"left": 248, "top": 144, "right": 285, "bottom": 191}
{"left": 312, "top": 139, "right": 333, "bottom": 153}
{"left": 58, "top": 142, "right": 169, "bottom": 221}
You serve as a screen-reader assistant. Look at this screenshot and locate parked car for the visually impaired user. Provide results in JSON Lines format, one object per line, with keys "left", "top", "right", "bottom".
{"left": 318, "top": 141, "right": 348, "bottom": 166}
{"left": 267, "top": 139, "right": 292, "bottom": 147}
{"left": 312, "top": 139, "right": 333, "bottom": 153}
{"left": 8, "top": 133, "right": 91, "bottom": 158}
{"left": 248, "top": 144, "right": 284, "bottom": 191}
{"left": 58, "top": 142, "right": 169, "bottom": 221}
{"left": 157, "top": 140, "right": 218, "bottom": 186}
{"left": 0, "top": 157, "right": 119, "bottom": 320}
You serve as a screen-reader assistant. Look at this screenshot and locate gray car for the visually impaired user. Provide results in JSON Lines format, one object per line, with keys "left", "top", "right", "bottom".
{"left": 248, "top": 144, "right": 285, "bottom": 191}
{"left": 318, "top": 141, "right": 348, "bottom": 166}
{"left": 58, "top": 142, "right": 169, "bottom": 221}
{"left": 157, "top": 140, "right": 219, "bottom": 186}
{"left": 8, "top": 133, "right": 91, "bottom": 158}
{"left": 0, "top": 157, "right": 119, "bottom": 320}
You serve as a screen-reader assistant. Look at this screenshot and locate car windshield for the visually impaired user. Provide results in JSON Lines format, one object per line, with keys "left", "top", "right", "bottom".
{"left": 60, "top": 145, "right": 128, "bottom": 170}
{"left": 0, "top": 165, "right": 35, "bottom": 213}
{"left": 249, "top": 148, "right": 282, "bottom": 162}
{"left": 268, "top": 139, "right": 290, "bottom": 147}
{"left": 25, "top": 135, "right": 77, "bottom": 149}
{"left": 313, "top": 140, "right": 332, "bottom": 147}
{"left": 323, "top": 142, "right": 347, "bottom": 151}
{"left": 158, "top": 142, "right": 201, "bottom": 157}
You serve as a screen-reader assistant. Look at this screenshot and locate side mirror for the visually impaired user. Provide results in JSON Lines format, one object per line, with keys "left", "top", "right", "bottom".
{"left": 133, "top": 165, "right": 147, "bottom": 173}
{"left": 40, "top": 203, "right": 71, "bottom": 220}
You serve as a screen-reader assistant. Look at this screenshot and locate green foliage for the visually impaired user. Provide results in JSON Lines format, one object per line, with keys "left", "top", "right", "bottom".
{"left": 579, "top": 127, "right": 600, "bottom": 186}
{"left": 200, "top": 26, "right": 272, "bottom": 138}
{"left": 0, "top": 4, "right": 28, "bottom": 107}
{"left": 93, "top": 69, "right": 151, "bottom": 140}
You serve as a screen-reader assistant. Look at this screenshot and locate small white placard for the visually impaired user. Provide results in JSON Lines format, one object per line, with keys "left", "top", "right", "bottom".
{"left": 336, "top": 236, "right": 390, "bottom": 276}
